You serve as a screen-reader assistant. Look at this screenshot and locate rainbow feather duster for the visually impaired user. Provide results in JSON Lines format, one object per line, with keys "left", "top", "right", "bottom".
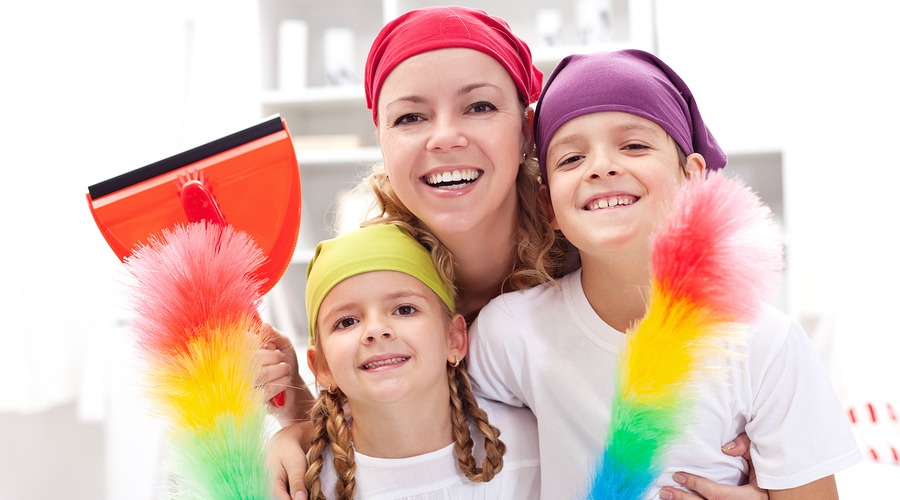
{"left": 125, "top": 222, "right": 270, "bottom": 499}
{"left": 587, "top": 171, "right": 784, "bottom": 499}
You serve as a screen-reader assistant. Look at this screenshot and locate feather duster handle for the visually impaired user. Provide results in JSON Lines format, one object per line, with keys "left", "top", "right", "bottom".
{"left": 587, "top": 171, "right": 784, "bottom": 499}
{"left": 125, "top": 222, "right": 270, "bottom": 499}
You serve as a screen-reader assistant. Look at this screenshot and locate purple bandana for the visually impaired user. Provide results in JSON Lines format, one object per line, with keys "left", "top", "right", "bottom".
{"left": 534, "top": 49, "right": 726, "bottom": 181}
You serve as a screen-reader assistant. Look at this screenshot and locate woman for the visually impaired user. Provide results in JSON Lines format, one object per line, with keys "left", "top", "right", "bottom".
{"left": 262, "top": 7, "right": 764, "bottom": 500}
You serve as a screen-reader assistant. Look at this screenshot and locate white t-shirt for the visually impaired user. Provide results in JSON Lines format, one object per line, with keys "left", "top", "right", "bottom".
{"left": 316, "top": 398, "right": 540, "bottom": 499}
{"left": 468, "top": 269, "right": 862, "bottom": 499}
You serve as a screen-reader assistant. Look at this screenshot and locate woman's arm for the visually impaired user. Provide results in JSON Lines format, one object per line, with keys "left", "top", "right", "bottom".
{"left": 255, "top": 323, "right": 316, "bottom": 426}
{"left": 268, "top": 421, "right": 314, "bottom": 500}
{"left": 659, "top": 433, "right": 769, "bottom": 500}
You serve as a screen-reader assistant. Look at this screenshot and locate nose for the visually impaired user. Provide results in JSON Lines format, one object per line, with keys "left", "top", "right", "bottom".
{"left": 426, "top": 113, "right": 468, "bottom": 152}
{"left": 585, "top": 152, "right": 621, "bottom": 180}
{"left": 362, "top": 320, "right": 395, "bottom": 344}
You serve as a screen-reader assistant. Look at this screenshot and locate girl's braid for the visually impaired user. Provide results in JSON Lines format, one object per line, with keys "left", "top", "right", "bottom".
{"left": 448, "top": 360, "right": 507, "bottom": 482}
{"left": 304, "top": 388, "right": 357, "bottom": 500}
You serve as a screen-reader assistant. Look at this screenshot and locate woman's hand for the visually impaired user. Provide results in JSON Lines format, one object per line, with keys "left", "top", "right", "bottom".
{"left": 658, "top": 433, "right": 769, "bottom": 499}
{"left": 268, "top": 421, "right": 314, "bottom": 500}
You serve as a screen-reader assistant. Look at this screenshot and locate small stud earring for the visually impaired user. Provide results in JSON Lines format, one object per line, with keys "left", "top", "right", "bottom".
{"left": 453, "top": 355, "right": 461, "bottom": 368}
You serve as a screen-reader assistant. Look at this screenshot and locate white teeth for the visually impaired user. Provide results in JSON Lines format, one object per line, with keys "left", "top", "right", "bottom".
{"left": 585, "top": 195, "right": 637, "bottom": 211}
{"left": 425, "top": 169, "right": 481, "bottom": 186}
{"left": 363, "top": 357, "right": 408, "bottom": 370}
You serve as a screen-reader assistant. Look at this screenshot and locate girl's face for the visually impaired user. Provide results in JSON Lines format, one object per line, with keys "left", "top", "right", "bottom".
{"left": 544, "top": 111, "right": 704, "bottom": 258}
{"left": 310, "top": 271, "right": 466, "bottom": 408}
{"left": 375, "top": 48, "right": 531, "bottom": 237}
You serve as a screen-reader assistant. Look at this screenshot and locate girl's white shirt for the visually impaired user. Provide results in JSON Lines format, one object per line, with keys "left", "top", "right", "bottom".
{"left": 316, "top": 398, "right": 540, "bottom": 499}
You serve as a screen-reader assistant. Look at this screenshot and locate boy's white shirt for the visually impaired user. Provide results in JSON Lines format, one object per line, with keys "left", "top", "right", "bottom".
{"left": 467, "top": 268, "right": 862, "bottom": 499}
{"left": 316, "top": 398, "right": 540, "bottom": 499}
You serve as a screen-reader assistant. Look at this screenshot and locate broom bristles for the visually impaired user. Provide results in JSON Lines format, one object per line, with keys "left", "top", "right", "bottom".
{"left": 587, "top": 172, "right": 783, "bottom": 499}
{"left": 125, "top": 222, "right": 271, "bottom": 499}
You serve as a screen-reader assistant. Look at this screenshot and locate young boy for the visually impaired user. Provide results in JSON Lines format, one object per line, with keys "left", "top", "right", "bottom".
{"left": 467, "top": 49, "right": 862, "bottom": 499}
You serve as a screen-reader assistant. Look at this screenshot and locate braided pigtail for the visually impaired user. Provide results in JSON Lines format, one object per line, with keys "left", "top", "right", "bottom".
{"left": 324, "top": 388, "right": 357, "bottom": 500}
{"left": 304, "top": 390, "right": 330, "bottom": 500}
{"left": 448, "top": 359, "right": 507, "bottom": 482}
{"left": 304, "top": 388, "right": 357, "bottom": 500}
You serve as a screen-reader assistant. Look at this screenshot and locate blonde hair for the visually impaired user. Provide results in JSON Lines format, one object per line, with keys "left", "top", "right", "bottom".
{"left": 305, "top": 305, "right": 507, "bottom": 499}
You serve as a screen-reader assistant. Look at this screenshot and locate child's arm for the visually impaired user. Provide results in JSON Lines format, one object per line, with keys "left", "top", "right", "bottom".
{"left": 267, "top": 421, "right": 314, "bottom": 499}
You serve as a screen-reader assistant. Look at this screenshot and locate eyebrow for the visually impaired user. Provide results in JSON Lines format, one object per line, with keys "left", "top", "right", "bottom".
{"left": 549, "top": 122, "right": 663, "bottom": 152}
{"left": 385, "top": 82, "right": 503, "bottom": 109}
{"left": 319, "top": 288, "right": 431, "bottom": 318}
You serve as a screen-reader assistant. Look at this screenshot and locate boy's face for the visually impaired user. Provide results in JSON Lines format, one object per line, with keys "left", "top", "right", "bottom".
{"left": 310, "top": 270, "right": 465, "bottom": 408}
{"left": 544, "top": 111, "right": 703, "bottom": 257}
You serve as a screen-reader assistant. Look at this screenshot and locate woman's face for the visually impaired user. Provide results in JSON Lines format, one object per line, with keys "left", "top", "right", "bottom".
{"left": 375, "top": 48, "right": 530, "bottom": 238}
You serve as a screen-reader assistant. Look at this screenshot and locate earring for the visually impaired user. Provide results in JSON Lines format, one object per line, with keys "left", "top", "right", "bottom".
{"left": 326, "top": 383, "right": 336, "bottom": 394}
{"left": 452, "top": 355, "right": 461, "bottom": 368}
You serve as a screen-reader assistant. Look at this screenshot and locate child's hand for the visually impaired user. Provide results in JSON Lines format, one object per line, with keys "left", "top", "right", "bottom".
{"left": 254, "top": 323, "right": 303, "bottom": 424}
{"left": 268, "top": 421, "right": 313, "bottom": 500}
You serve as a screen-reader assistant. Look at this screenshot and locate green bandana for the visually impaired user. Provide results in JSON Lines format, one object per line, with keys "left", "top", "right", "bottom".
{"left": 305, "top": 224, "right": 455, "bottom": 343}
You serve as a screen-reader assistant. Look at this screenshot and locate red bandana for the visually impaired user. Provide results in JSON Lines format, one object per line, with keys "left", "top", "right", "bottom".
{"left": 364, "top": 6, "right": 542, "bottom": 123}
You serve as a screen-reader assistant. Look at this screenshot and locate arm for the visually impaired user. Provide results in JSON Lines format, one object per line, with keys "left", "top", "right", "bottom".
{"left": 267, "top": 421, "right": 314, "bottom": 500}
{"left": 255, "top": 323, "right": 316, "bottom": 426}
{"left": 768, "top": 475, "right": 837, "bottom": 500}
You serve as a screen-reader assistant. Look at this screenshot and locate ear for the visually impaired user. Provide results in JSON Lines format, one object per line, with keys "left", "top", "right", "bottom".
{"left": 684, "top": 153, "right": 707, "bottom": 180}
{"left": 447, "top": 313, "right": 469, "bottom": 361}
{"left": 521, "top": 107, "right": 535, "bottom": 159}
{"left": 307, "top": 346, "right": 334, "bottom": 390}
{"left": 539, "top": 184, "right": 561, "bottom": 230}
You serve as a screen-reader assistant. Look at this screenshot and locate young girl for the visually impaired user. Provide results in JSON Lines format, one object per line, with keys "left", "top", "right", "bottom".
{"left": 467, "top": 49, "right": 862, "bottom": 499}
{"left": 300, "top": 223, "right": 539, "bottom": 499}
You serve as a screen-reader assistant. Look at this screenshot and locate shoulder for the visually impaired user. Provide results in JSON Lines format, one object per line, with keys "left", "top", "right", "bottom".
{"left": 746, "top": 303, "right": 808, "bottom": 361}
{"left": 478, "top": 269, "right": 578, "bottom": 321}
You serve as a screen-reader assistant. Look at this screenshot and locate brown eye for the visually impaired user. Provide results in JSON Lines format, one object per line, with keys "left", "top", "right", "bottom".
{"left": 394, "top": 113, "right": 424, "bottom": 126}
{"left": 335, "top": 317, "right": 358, "bottom": 330}
{"left": 395, "top": 305, "right": 417, "bottom": 316}
{"left": 469, "top": 101, "right": 497, "bottom": 114}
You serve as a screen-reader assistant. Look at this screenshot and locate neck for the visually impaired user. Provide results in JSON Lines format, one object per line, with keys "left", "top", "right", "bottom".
{"left": 579, "top": 249, "right": 651, "bottom": 333}
{"left": 347, "top": 389, "right": 453, "bottom": 458}
{"left": 434, "top": 210, "right": 518, "bottom": 322}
